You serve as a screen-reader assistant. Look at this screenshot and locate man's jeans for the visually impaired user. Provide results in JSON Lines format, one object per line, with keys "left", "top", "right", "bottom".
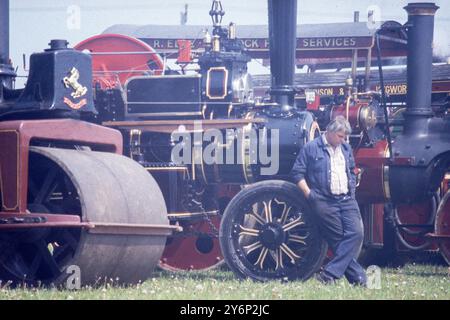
{"left": 309, "top": 192, "right": 367, "bottom": 284}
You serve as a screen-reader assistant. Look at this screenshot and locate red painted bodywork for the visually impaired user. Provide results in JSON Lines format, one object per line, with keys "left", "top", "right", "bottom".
{"left": 176, "top": 40, "right": 192, "bottom": 64}
{"left": 330, "top": 102, "right": 371, "bottom": 134}
{"left": 355, "top": 140, "right": 389, "bottom": 204}
{"left": 361, "top": 203, "right": 384, "bottom": 247}
{"left": 159, "top": 216, "right": 223, "bottom": 271}
{"left": 0, "top": 213, "right": 92, "bottom": 229}
{"left": 0, "top": 119, "right": 122, "bottom": 218}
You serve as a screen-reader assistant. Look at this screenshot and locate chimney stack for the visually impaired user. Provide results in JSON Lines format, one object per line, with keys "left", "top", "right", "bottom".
{"left": 268, "top": 0, "right": 297, "bottom": 110}
{"left": 403, "top": 2, "right": 439, "bottom": 133}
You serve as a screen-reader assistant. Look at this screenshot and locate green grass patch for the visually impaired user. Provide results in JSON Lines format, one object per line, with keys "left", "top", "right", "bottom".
{"left": 0, "top": 263, "right": 448, "bottom": 300}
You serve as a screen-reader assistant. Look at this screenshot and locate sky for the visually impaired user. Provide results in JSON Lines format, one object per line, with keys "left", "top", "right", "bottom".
{"left": 8, "top": 0, "right": 450, "bottom": 84}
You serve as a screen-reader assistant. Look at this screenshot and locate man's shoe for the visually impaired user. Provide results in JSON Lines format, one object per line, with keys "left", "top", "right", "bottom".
{"left": 315, "top": 271, "right": 336, "bottom": 285}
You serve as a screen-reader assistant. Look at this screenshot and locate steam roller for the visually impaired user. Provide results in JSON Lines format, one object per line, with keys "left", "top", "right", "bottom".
{"left": 0, "top": 143, "right": 170, "bottom": 286}
{"left": 0, "top": 0, "right": 175, "bottom": 285}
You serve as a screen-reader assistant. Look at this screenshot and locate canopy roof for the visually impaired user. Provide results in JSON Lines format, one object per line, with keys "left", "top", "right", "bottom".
{"left": 103, "top": 21, "right": 408, "bottom": 69}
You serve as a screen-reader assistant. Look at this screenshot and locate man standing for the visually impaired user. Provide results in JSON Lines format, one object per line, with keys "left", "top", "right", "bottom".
{"left": 291, "top": 116, "right": 366, "bottom": 286}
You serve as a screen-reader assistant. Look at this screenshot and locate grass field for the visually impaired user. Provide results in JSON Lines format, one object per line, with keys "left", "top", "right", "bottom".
{"left": 0, "top": 263, "right": 448, "bottom": 300}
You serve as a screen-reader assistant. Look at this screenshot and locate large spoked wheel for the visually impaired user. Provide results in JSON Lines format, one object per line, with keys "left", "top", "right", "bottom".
{"left": 0, "top": 146, "right": 168, "bottom": 286}
{"left": 219, "top": 180, "right": 327, "bottom": 282}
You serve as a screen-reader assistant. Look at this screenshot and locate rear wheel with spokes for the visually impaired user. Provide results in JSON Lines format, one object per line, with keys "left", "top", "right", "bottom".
{"left": 219, "top": 180, "right": 327, "bottom": 281}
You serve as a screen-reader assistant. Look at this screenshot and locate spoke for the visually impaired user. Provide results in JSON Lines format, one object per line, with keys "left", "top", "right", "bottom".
{"left": 3, "top": 248, "right": 29, "bottom": 279}
{"left": 274, "top": 248, "right": 284, "bottom": 270}
{"left": 273, "top": 198, "right": 287, "bottom": 222}
{"left": 60, "top": 175, "right": 70, "bottom": 199}
{"left": 63, "top": 175, "right": 79, "bottom": 203}
{"left": 35, "top": 240, "right": 61, "bottom": 277}
{"left": 28, "top": 177, "right": 39, "bottom": 199}
{"left": 282, "top": 216, "right": 305, "bottom": 232}
{"left": 280, "top": 204, "right": 292, "bottom": 224}
{"left": 248, "top": 210, "right": 266, "bottom": 225}
{"left": 27, "top": 250, "right": 43, "bottom": 278}
{"left": 254, "top": 247, "right": 269, "bottom": 269}
{"left": 243, "top": 241, "right": 263, "bottom": 254}
{"left": 288, "top": 234, "right": 308, "bottom": 245}
{"left": 59, "top": 230, "right": 79, "bottom": 251}
{"left": 239, "top": 225, "right": 260, "bottom": 237}
{"left": 50, "top": 232, "right": 76, "bottom": 261}
{"left": 280, "top": 243, "right": 300, "bottom": 263}
{"left": 33, "top": 168, "right": 58, "bottom": 205}
{"left": 262, "top": 200, "right": 273, "bottom": 223}
{"left": 52, "top": 243, "right": 69, "bottom": 260}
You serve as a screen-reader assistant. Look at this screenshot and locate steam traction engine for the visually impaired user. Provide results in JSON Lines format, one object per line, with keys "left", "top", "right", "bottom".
{"left": 385, "top": 2, "right": 450, "bottom": 263}
{"left": 73, "top": 0, "right": 324, "bottom": 275}
{"left": 0, "top": 0, "right": 176, "bottom": 286}
{"left": 74, "top": 0, "right": 449, "bottom": 281}
{"left": 327, "top": 3, "right": 450, "bottom": 265}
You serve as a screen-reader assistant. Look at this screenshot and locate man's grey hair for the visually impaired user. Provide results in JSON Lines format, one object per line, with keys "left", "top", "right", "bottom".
{"left": 326, "top": 115, "right": 352, "bottom": 135}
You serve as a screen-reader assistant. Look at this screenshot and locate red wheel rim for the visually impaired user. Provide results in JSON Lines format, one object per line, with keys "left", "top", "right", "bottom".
{"left": 436, "top": 191, "right": 450, "bottom": 264}
{"left": 396, "top": 196, "right": 438, "bottom": 250}
{"left": 75, "top": 34, "right": 164, "bottom": 89}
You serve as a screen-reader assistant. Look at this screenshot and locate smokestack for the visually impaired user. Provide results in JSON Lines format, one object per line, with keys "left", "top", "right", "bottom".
{"left": 268, "top": 0, "right": 297, "bottom": 110}
{"left": 0, "top": 0, "right": 9, "bottom": 66}
{"left": 403, "top": 2, "right": 439, "bottom": 131}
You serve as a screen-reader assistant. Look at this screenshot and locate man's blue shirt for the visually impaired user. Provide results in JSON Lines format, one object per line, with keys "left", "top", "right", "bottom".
{"left": 290, "top": 135, "right": 357, "bottom": 199}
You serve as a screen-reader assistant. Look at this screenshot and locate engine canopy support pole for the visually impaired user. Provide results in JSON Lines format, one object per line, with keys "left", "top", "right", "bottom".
{"left": 268, "top": 0, "right": 297, "bottom": 111}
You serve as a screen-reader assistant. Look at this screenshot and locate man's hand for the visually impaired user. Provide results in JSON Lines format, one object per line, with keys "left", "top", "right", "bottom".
{"left": 297, "top": 179, "right": 312, "bottom": 199}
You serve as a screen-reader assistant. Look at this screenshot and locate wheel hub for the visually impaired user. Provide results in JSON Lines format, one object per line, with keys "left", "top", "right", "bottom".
{"left": 259, "top": 223, "right": 285, "bottom": 250}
